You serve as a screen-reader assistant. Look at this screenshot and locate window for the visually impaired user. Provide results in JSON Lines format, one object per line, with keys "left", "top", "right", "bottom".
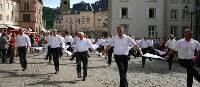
{"left": 23, "top": 14, "right": 30, "bottom": 22}
{"left": 146, "top": 0, "right": 157, "bottom": 2}
{"left": 6, "top": 15, "right": 9, "bottom": 21}
{"left": 0, "top": 14, "right": 2, "bottom": 20}
{"left": 121, "top": 8, "right": 128, "bottom": 19}
{"left": 170, "top": 26, "right": 177, "bottom": 36}
{"left": 182, "top": 0, "right": 190, "bottom": 4}
{"left": 97, "top": 22, "right": 101, "bottom": 27}
{"left": 171, "top": 0, "right": 178, "bottom": 3}
{"left": 24, "top": 0, "right": 29, "bottom": 11}
{"left": 149, "top": 8, "right": 156, "bottom": 19}
{"left": 0, "top": 4, "right": 2, "bottom": 11}
{"left": 182, "top": 10, "right": 189, "bottom": 21}
{"left": 120, "top": 0, "right": 128, "bottom": 2}
{"left": 65, "top": 18, "right": 68, "bottom": 23}
{"left": 148, "top": 25, "right": 157, "bottom": 37}
{"left": 82, "top": 23, "right": 85, "bottom": 27}
{"left": 87, "top": 17, "right": 90, "bottom": 22}
{"left": 120, "top": 24, "right": 129, "bottom": 34}
{"left": 81, "top": 17, "right": 85, "bottom": 22}
{"left": 7, "top": 3, "right": 9, "bottom": 9}
{"left": 171, "top": 9, "right": 178, "bottom": 21}
{"left": 86, "top": 23, "right": 90, "bottom": 28}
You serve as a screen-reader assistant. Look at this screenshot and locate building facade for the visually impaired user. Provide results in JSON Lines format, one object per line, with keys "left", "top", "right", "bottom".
{"left": 19, "top": 0, "right": 43, "bottom": 33}
{"left": 54, "top": 15, "right": 64, "bottom": 30}
{"left": 164, "top": 0, "right": 194, "bottom": 39}
{"left": 112, "top": 0, "right": 164, "bottom": 38}
{"left": 94, "top": 11, "right": 109, "bottom": 33}
{"left": 195, "top": 0, "right": 200, "bottom": 40}
{"left": 63, "top": 12, "right": 80, "bottom": 33}
{"left": 0, "top": 0, "right": 19, "bottom": 26}
{"left": 79, "top": 11, "right": 94, "bottom": 33}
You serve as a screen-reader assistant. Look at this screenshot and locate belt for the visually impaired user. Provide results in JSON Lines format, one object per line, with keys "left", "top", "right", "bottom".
{"left": 77, "top": 51, "right": 88, "bottom": 53}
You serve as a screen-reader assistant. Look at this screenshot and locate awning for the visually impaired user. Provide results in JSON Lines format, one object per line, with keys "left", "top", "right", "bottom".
{"left": 0, "top": 25, "right": 8, "bottom": 29}
{"left": 6, "top": 25, "right": 22, "bottom": 29}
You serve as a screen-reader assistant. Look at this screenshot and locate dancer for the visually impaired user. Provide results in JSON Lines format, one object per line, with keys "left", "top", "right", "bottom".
{"left": 103, "top": 26, "right": 143, "bottom": 87}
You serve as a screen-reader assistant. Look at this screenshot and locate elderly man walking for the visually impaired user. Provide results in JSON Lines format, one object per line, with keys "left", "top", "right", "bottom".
{"left": 16, "top": 28, "right": 31, "bottom": 71}
{"left": 103, "top": 26, "right": 143, "bottom": 87}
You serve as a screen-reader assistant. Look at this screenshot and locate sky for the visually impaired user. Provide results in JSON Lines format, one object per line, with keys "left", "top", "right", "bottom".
{"left": 43, "top": 0, "right": 97, "bottom": 8}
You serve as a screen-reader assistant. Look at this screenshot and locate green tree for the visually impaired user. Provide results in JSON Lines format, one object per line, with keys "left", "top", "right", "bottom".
{"left": 43, "top": 6, "right": 56, "bottom": 29}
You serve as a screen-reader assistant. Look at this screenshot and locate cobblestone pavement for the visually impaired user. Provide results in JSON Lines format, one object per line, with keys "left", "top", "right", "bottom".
{"left": 0, "top": 52, "right": 200, "bottom": 87}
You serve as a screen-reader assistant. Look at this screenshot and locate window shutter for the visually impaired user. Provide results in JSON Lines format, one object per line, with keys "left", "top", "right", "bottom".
{"left": 146, "top": 8, "right": 149, "bottom": 19}
{"left": 156, "top": 8, "right": 160, "bottom": 19}
{"left": 118, "top": 8, "right": 122, "bottom": 18}
{"left": 128, "top": 7, "right": 132, "bottom": 18}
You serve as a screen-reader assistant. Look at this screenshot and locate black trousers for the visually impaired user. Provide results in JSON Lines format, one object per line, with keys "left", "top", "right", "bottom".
{"left": 17, "top": 47, "right": 27, "bottom": 69}
{"left": 168, "top": 52, "right": 175, "bottom": 70}
{"left": 46, "top": 46, "right": 52, "bottom": 62}
{"left": 76, "top": 51, "right": 88, "bottom": 78}
{"left": 107, "top": 47, "right": 113, "bottom": 65}
{"left": 51, "top": 48, "right": 60, "bottom": 71}
{"left": 8, "top": 45, "right": 14, "bottom": 63}
{"left": 179, "top": 59, "right": 200, "bottom": 87}
{"left": 141, "top": 48, "right": 150, "bottom": 67}
{"left": 114, "top": 55, "right": 128, "bottom": 87}
{"left": 1, "top": 49, "right": 7, "bottom": 63}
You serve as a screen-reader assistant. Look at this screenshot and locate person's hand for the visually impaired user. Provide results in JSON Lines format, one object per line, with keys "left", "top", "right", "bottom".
{"left": 102, "top": 51, "right": 106, "bottom": 55}
{"left": 139, "top": 51, "right": 143, "bottom": 57}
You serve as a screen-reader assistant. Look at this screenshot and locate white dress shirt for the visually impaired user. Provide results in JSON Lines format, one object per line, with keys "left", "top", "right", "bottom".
{"left": 47, "top": 35, "right": 52, "bottom": 46}
{"left": 148, "top": 39, "right": 154, "bottom": 47}
{"left": 176, "top": 38, "right": 200, "bottom": 59}
{"left": 73, "top": 36, "right": 80, "bottom": 44}
{"left": 64, "top": 35, "right": 74, "bottom": 43}
{"left": 74, "top": 38, "right": 93, "bottom": 52}
{"left": 139, "top": 39, "right": 150, "bottom": 48}
{"left": 16, "top": 34, "right": 31, "bottom": 47}
{"left": 102, "top": 37, "right": 112, "bottom": 46}
{"left": 165, "top": 39, "right": 176, "bottom": 49}
{"left": 96, "top": 38, "right": 105, "bottom": 46}
{"left": 110, "top": 34, "right": 136, "bottom": 55}
{"left": 49, "top": 35, "right": 63, "bottom": 48}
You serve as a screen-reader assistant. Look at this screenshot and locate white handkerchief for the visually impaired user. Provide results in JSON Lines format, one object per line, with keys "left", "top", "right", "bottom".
{"left": 64, "top": 50, "right": 72, "bottom": 56}
{"left": 142, "top": 53, "right": 163, "bottom": 59}
{"left": 92, "top": 44, "right": 99, "bottom": 50}
{"left": 32, "top": 47, "right": 43, "bottom": 51}
{"left": 155, "top": 49, "right": 166, "bottom": 55}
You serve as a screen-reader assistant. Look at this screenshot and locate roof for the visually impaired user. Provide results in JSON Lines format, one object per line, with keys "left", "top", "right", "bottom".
{"left": 91, "top": 0, "right": 108, "bottom": 11}
{"left": 72, "top": 1, "right": 93, "bottom": 11}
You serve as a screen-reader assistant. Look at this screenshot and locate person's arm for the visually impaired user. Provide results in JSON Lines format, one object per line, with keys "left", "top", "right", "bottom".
{"left": 196, "top": 42, "right": 200, "bottom": 56}
{"left": 129, "top": 37, "right": 143, "bottom": 56}
{"left": 26, "top": 36, "right": 31, "bottom": 47}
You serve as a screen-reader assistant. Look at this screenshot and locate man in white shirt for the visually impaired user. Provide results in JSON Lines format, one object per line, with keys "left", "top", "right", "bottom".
{"left": 64, "top": 31, "right": 74, "bottom": 52}
{"left": 49, "top": 29, "right": 63, "bottom": 74}
{"left": 103, "top": 26, "right": 143, "bottom": 87}
{"left": 74, "top": 32, "right": 93, "bottom": 81}
{"left": 176, "top": 29, "right": 200, "bottom": 87}
{"left": 16, "top": 28, "right": 31, "bottom": 71}
{"left": 139, "top": 36, "right": 151, "bottom": 68}
{"left": 102, "top": 33, "right": 113, "bottom": 66}
{"left": 45, "top": 31, "right": 52, "bottom": 63}
{"left": 165, "top": 35, "right": 176, "bottom": 70}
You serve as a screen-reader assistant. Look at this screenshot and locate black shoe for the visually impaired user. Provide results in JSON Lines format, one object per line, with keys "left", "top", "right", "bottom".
{"left": 77, "top": 75, "right": 82, "bottom": 78}
{"left": 82, "top": 78, "right": 86, "bottom": 81}
{"left": 142, "top": 64, "right": 144, "bottom": 68}
{"left": 54, "top": 70, "right": 59, "bottom": 74}
{"left": 22, "top": 68, "right": 26, "bottom": 71}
